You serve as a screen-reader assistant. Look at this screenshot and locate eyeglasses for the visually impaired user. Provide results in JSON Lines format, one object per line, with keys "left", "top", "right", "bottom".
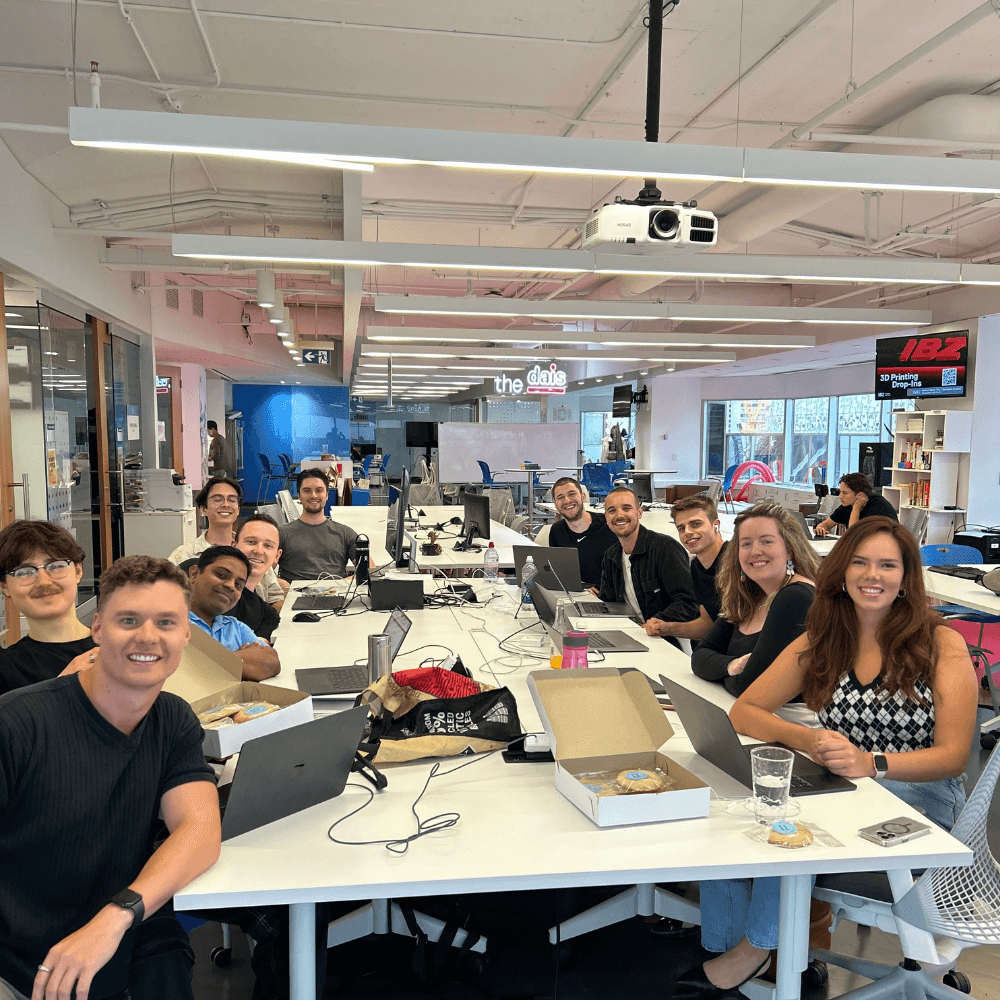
{"left": 5, "top": 559, "right": 74, "bottom": 581}
{"left": 207, "top": 495, "right": 240, "bottom": 505}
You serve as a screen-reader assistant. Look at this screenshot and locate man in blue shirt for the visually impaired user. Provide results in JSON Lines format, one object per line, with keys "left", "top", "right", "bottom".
{"left": 186, "top": 546, "right": 280, "bottom": 681}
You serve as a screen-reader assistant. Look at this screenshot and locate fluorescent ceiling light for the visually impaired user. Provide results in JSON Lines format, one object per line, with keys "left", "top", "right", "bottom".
{"left": 362, "top": 346, "right": 736, "bottom": 362}
{"left": 72, "top": 108, "right": 1000, "bottom": 194}
{"left": 170, "top": 236, "right": 1000, "bottom": 288}
{"left": 364, "top": 325, "right": 814, "bottom": 349}
{"left": 373, "top": 295, "right": 931, "bottom": 327}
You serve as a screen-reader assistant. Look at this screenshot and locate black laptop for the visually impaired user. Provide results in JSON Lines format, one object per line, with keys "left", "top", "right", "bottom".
{"left": 220, "top": 706, "right": 370, "bottom": 840}
{"left": 292, "top": 593, "right": 346, "bottom": 612}
{"left": 658, "top": 675, "right": 855, "bottom": 795}
{"left": 295, "top": 608, "right": 411, "bottom": 695}
{"left": 514, "top": 546, "right": 584, "bottom": 593}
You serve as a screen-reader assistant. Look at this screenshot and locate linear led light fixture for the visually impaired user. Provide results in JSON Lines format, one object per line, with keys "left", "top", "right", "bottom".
{"left": 373, "top": 296, "right": 932, "bottom": 327}
{"left": 362, "top": 346, "right": 737, "bottom": 363}
{"left": 72, "top": 107, "right": 1000, "bottom": 194}
{"left": 170, "top": 235, "right": 1000, "bottom": 287}
{"left": 363, "top": 325, "right": 814, "bottom": 349}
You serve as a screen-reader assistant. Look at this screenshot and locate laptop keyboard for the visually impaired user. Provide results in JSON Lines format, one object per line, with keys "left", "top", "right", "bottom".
{"left": 790, "top": 774, "right": 812, "bottom": 790}
{"left": 588, "top": 633, "right": 613, "bottom": 649}
{"left": 322, "top": 664, "right": 369, "bottom": 693}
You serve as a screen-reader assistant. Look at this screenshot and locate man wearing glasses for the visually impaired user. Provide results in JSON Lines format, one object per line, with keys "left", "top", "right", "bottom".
{"left": 0, "top": 521, "right": 98, "bottom": 695}
{"left": 168, "top": 477, "right": 288, "bottom": 610}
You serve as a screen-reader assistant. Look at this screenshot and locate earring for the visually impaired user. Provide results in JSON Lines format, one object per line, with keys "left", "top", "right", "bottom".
{"left": 786, "top": 559, "right": 795, "bottom": 575}
{"left": 842, "top": 582, "right": 847, "bottom": 592}
{"left": 896, "top": 588, "right": 906, "bottom": 599}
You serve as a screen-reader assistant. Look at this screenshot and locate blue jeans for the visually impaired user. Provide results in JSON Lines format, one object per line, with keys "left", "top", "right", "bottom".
{"left": 698, "top": 775, "right": 966, "bottom": 954}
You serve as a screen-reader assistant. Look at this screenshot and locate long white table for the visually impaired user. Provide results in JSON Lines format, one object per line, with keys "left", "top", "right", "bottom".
{"left": 177, "top": 583, "right": 972, "bottom": 1000}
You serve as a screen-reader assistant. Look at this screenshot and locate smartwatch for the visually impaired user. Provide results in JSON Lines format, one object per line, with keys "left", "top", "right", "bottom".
{"left": 110, "top": 888, "right": 145, "bottom": 927}
{"left": 872, "top": 753, "right": 889, "bottom": 779}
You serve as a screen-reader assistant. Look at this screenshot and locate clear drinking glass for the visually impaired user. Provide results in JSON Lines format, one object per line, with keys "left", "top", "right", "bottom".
{"left": 750, "top": 746, "right": 795, "bottom": 825}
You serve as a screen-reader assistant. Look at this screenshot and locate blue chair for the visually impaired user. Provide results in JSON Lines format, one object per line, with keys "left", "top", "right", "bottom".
{"left": 256, "top": 454, "right": 286, "bottom": 504}
{"left": 388, "top": 485, "right": 401, "bottom": 507}
{"left": 921, "top": 544, "right": 1000, "bottom": 746}
{"left": 362, "top": 454, "right": 374, "bottom": 479}
{"left": 477, "top": 460, "right": 501, "bottom": 485}
{"left": 351, "top": 488, "right": 370, "bottom": 506}
{"left": 581, "top": 463, "right": 613, "bottom": 499}
{"left": 720, "top": 463, "right": 739, "bottom": 513}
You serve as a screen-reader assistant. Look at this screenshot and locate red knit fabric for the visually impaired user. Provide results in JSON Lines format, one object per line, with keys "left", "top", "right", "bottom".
{"left": 392, "top": 667, "right": 482, "bottom": 699}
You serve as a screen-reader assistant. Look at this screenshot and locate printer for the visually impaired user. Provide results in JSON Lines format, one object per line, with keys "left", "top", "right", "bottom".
{"left": 952, "top": 531, "right": 1000, "bottom": 564}
{"left": 143, "top": 469, "right": 193, "bottom": 511}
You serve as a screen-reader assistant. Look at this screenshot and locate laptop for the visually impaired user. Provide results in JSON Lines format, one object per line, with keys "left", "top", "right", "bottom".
{"left": 514, "top": 546, "right": 584, "bottom": 594}
{"left": 928, "top": 565, "right": 984, "bottom": 581}
{"left": 220, "top": 706, "right": 370, "bottom": 840}
{"left": 295, "top": 608, "right": 411, "bottom": 695}
{"left": 658, "top": 675, "right": 856, "bottom": 796}
{"left": 790, "top": 510, "right": 815, "bottom": 540}
{"left": 530, "top": 580, "right": 648, "bottom": 653}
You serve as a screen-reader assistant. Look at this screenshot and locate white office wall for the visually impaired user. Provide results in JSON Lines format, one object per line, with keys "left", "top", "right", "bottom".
{"left": 206, "top": 379, "right": 226, "bottom": 433}
{"left": 966, "top": 313, "right": 1000, "bottom": 526}
{"left": 640, "top": 375, "right": 703, "bottom": 482}
{"left": 179, "top": 364, "right": 207, "bottom": 490}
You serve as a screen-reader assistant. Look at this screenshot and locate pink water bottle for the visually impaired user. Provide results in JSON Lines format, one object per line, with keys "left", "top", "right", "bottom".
{"left": 561, "top": 631, "right": 589, "bottom": 669}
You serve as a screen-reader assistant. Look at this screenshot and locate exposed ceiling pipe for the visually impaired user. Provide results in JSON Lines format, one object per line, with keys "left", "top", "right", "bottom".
{"left": 116, "top": 0, "right": 162, "bottom": 82}
{"left": 187, "top": 0, "right": 221, "bottom": 88}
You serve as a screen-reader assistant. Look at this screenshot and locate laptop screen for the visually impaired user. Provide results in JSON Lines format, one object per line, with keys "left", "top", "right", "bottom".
{"left": 385, "top": 608, "right": 412, "bottom": 659}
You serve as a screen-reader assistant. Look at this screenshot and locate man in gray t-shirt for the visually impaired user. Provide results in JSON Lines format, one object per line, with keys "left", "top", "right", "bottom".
{"left": 278, "top": 468, "right": 360, "bottom": 581}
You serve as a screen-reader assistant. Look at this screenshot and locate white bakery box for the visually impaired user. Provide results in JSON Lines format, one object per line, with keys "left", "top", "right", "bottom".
{"left": 164, "top": 624, "right": 313, "bottom": 758}
{"left": 527, "top": 668, "right": 710, "bottom": 827}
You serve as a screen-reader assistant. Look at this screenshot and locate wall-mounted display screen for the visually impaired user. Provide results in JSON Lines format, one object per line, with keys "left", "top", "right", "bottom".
{"left": 875, "top": 332, "right": 968, "bottom": 400}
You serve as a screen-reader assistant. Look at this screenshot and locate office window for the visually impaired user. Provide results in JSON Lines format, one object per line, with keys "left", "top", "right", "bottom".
{"left": 789, "top": 397, "right": 830, "bottom": 484}
{"left": 724, "top": 399, "right": 785, "bottom": 478}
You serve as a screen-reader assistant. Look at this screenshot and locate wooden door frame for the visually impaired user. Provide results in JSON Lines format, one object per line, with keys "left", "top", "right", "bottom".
{"left": 155, "top": 364, "right": 184, "bottom": 479}
{"left": 90, "top": 317, "right": 114, "bottom": 577}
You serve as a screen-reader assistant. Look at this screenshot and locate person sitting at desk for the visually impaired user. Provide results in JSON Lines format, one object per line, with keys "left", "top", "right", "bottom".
{"left": 814, "top": 472, "right": 898, "bottom": 537}
{"left": 168, "top": 477, "right": 287, "bottom": 610}
{"left": 0, "top": 520, "right": 98, "bottom": 694}
{"left": 692, "top": 502, "right": 818, "bottom": 698}
{"left": 186, "top": 546, "right": 280, "bottom": 681}
{"left": 278, "top": 468, "right": 362, "bottom": 582}
{"left": 597, "top": 487, "right": 699, "bottom": 646}
{"left": 547, "top": 476, "right": 616, "bottom": 593}
{"left": 231, "top": 514, "right": 283, "bottom": 642}
{"left": 668, "top": 495, "right": 728, "bottom": 640}
{"left": 674, "top": 518, "right": 977, "bottom": 1000}
{"left": 0, "top": 555, "right": 220, "bottom": 1000}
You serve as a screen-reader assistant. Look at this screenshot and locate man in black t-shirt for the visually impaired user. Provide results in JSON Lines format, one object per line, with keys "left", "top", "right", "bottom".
{"left": 670, "top": 495, "right": 728, "bottom": 638}
{"left": 814, "top": 472, "right": 899, "bottom": 537}
{"left": 233, "top": 513, "right": 283, "bottom": 641}
{"left": 547, "top": 477, "right": 617, "bottom": 592}
{"left": 0, "top": 521, "right": 98, "bottom": 695}
{"left": 0, "top": 555, "right": 219, "bottom": 1000}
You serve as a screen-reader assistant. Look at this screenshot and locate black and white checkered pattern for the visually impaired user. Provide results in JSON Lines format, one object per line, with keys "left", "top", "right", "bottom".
{"left": 818, "top": 672, "right": 935, "bottom": 753}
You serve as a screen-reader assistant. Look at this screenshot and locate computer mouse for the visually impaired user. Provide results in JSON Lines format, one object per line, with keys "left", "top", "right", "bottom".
{"left": 292, "top": 611, "right": 322, "bottom": 623}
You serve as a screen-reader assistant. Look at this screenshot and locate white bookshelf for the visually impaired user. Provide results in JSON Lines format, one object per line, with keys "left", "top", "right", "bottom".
{"left": 882, "top": 409, "right": 972, "bottom": 544}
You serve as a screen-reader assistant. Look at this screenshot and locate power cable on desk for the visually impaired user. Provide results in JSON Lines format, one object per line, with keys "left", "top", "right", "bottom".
{"left": 326, "top": 749, "right": 501, "bottom": 855}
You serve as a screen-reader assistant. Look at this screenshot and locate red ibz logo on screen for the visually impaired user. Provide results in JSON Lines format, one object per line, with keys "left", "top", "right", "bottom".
{"left": 895, "top": 336, "right": 967, "bottom": 364}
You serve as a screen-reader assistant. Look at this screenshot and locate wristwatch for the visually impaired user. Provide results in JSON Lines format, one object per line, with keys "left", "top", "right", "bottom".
{"left": 872, "top": 753, "right": 889, "bottom": 779}
{"left": 110, "top": 888, "right": 145, "bottom": 927}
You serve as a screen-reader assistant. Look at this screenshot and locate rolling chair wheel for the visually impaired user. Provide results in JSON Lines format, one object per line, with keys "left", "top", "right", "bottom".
{"left": 802, "top": 959, "right": 828, "bottom": 987}
{"left": 210, "top": 946, "right": 232, "bottom": 968}
{"left": 943, "top": 970, "right": 971, "bottom": 993}
{"left": 982, "top": 732, "right": 999, "bottom": 751}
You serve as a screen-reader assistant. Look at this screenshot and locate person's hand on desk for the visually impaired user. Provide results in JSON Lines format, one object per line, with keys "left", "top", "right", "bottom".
{"left": 727, "top": 653, "right": 750, "bottom": 676}
{"left": 587, "top": 586, "right": 600, "bottom": 597}
{"left": 236, "top": 642, "right": 280, "bottom": 681}
{"left": 810, "top": 729, "right": 872, "bottom": 777}
{"left": 32, "top": 903, "right": 132, "bottom": 1000}
{"left": 813, "top": 523, "right": 829, "bottom": 538}
{"left": 60, "top": 648, "right": 99, "bottom": 676}
{"left": 643, "top": 618, "right": 676, "bottom": 637}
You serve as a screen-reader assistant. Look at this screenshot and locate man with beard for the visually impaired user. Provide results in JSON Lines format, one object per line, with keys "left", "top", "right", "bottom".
{"left": 546, "top": 477, "right": 616, "bottom": 594}
{"left": 277, "top": 469, "right": 364, "bottom": 582}
{"left": 598, "top": 487, "right": 699, "bottom": 648}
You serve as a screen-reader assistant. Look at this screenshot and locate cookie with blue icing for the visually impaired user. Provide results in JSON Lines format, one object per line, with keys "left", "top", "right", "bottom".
{"left": 615, "top": 768, "right": 665, "bottom": 793}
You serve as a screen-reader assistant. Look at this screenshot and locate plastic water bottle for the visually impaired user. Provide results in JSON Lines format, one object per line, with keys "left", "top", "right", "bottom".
{"left": 520, "top": 554, "right": 537, "bottom": 607}
{"left": 483, "top": 541, "right": 499, "bottom": 581}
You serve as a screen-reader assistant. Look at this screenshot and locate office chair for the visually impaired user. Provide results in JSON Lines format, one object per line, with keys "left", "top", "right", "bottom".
{"left": 901, "top": 505, "right": 931, "bottom": 544}
{"left": 812, "top": 743, "right": 1000, "bottom": 1000}
{"left": 719, "top": 464, "right": 739, "bottom": 514}
{"left": 581, "top": 463, "right": 613, "bottom": 499}
{"left": 477, "top": 460, "right": 504, "bottom": 486}
{"left": 255, "top": 454, "right": 286, "bottom": 504}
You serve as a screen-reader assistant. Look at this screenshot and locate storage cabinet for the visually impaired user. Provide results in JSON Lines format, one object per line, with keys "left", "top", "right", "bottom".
{"left": 123, "top": 508, "right": 198, "bottom": 559}
{"left": 882, "top": 410, "right": 971, "bottom": 544}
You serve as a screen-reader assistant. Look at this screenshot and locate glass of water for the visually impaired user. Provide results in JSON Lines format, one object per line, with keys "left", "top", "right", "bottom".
{"left": 750, "top": 746, "right": 795, "bottom": 825}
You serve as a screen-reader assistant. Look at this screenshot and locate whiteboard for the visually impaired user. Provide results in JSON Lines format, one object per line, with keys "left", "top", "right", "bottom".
{"left": 438, "top": 423, "right": 580, "bottom": 483}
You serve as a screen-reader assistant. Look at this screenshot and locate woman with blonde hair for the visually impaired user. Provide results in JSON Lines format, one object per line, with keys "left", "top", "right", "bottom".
{"left": 692, "top": 501, "right": 820, "bottom": 697}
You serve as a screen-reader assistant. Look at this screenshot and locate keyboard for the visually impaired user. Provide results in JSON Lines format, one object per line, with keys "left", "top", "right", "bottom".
{"left": 928, "top": 565, "right": 983, "bottom": 581}
{"left": 296, "top": 663, "right": 369, "bottom": 695}
{"left": 588, "top": 633, "right": 613, "bottom": 649}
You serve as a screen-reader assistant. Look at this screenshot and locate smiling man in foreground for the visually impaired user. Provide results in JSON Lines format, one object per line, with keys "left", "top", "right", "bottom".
{"left": 0, "top": 555, "right": 220, "bottom": 1000}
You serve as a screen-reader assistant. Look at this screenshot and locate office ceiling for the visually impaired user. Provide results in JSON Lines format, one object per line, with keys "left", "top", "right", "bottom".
{"left": 2, "top": 0, "right": 1000, "bottom": 395}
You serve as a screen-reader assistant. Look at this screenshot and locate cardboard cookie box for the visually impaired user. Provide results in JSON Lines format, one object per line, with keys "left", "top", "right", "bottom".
{"left": 527, "top": 668, "right": 709, "bottom": 827}
{"left": 163, "top": 625, "right": 313, "bottom": 758}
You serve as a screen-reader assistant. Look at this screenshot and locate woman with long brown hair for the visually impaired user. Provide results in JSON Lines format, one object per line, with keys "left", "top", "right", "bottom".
{"left": 692, "top": 502, "right": 820, "bottom": 698}
{"left": 674, "top": 518, "right": 976, "bottom": 999}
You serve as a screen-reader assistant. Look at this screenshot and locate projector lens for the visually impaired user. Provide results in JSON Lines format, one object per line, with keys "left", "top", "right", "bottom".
{"left": 649, "top": 209, "right": 680, "bottom": 240}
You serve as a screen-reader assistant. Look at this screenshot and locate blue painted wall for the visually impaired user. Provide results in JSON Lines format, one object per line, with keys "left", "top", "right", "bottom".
{"left": 233, "top": 384, "right": 351, "bottom": 501}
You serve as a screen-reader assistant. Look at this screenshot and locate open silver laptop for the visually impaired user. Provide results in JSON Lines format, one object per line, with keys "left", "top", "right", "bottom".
{"left": 530, "top": 580, "right": 647, "bottom": 653}
{"left": 514, "top": 545, "right": 638, "bottom": 619}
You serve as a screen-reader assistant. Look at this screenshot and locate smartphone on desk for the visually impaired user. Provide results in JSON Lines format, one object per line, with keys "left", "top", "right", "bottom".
{"left": 858, "top": 816, "right": 932, "bottom": 847}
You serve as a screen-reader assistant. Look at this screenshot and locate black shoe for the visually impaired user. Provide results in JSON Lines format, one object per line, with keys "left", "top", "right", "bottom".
{"left": 673, "top": 957, "right": 770, "bottom": 1000}
{"left": 649, "top": 917, "right": 698, "bottom": 938}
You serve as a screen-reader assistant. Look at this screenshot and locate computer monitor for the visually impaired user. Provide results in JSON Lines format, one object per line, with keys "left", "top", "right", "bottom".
{"left": 461, "top": 491, "right": 491, "bottom": 547}
{"left": 385, "top": 467, "right": 412, "bottom": 567}
{"left": 405, "top": 421, "right": 438, "bottom": 449}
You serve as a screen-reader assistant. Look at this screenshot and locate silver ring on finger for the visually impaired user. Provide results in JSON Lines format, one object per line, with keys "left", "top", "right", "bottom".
{"left": 37, "top": 965, "right": 51, "bottom": 973}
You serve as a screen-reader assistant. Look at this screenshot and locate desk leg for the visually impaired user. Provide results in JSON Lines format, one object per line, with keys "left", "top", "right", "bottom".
{"left": 289, "top": 902, "right": 316, "bottom": 1000}
{"left": 773, "top": 874, "right": 811, "bottom": 1000}
{"left": 526, "top": 475, "right": 535, "bottom": 539}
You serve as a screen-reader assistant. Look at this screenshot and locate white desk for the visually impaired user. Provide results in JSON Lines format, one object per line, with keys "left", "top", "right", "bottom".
{"left": 178, "top": 591, "right": 972, "bottom": 1000}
